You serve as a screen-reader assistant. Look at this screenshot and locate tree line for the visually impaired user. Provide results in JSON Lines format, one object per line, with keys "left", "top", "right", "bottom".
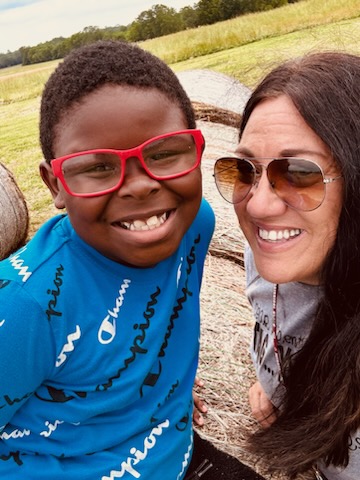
{"left": 0, "top": 0, "right": 302, "bottom": 69}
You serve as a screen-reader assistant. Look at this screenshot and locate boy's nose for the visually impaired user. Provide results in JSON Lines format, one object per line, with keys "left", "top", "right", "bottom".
{"left": 117, "top": 157, "right": 161, "bottom": 198}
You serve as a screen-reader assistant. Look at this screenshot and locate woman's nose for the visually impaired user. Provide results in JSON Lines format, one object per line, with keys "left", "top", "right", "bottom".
{"left": 117, "top": 157, "right": 161, "bottom": 199}
{"left": 245, "top": 170, "right": 287, "bottom": 217}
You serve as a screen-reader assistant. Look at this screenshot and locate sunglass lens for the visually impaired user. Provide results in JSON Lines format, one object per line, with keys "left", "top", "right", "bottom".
{"left": 268, "top": 158, "right": 325, "bottom": 211}
{"left": 214, "top": 157, "right": 254, "bottom": 204}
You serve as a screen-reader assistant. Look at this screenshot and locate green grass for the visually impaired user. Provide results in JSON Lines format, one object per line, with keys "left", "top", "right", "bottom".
{"left": 142, "top": 0, "right": 360, "bottom": 64}
{"left": 0, "top": 0, "right": 359, "bottom": 236}
{"left": 0, "top": 98, "right": 58, "bottom": 232}
{"left": 0, "top": 60, "right": 60, "bottom": 106}
{"left": 171, "top": 18, "right": 360, "bottom": 88}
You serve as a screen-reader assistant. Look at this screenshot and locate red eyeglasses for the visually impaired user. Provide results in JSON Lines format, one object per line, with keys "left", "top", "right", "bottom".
{"left": 51, "top": 129, "right": 204, "bottom": 197}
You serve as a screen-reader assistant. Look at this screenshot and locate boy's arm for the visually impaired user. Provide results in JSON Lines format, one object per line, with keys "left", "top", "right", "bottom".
{"left": 0, "top": 281, "right": 55, "bottom": 430}
{"left": 192, "top": 377, "right": 207, "bottom": 426}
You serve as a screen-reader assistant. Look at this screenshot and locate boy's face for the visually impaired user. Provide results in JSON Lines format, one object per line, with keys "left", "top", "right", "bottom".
{"left": 41, "top": 85, "right": 202, "bottom": 267}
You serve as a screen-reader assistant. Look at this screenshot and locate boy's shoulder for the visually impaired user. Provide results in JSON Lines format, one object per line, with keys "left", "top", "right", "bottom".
{"left": 0, "top": 215, "right": 69, "bottom": 282}
{"left": 200, "top": 197, "right": 215, "bottom": 216}
{"left": 186, "top": 198, "right": 215, "bottom": 251}
{"left": 193, "top": 198, "right": 215, "bottom": 232}
{"left": 184, "top": 198, "right": 215, "bottom": 265}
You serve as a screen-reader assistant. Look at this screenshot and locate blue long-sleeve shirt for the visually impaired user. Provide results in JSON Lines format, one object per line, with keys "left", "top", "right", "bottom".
{"left": 0, "top": 198, "right": 215, "bottom": 479}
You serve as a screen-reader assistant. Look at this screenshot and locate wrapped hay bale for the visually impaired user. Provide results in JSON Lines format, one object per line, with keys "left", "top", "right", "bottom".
{"left": 176, "top": 69, "right": 251, "bottom": 115}
{"left": 0, "top": 163, "right": 29, "bottom": 260}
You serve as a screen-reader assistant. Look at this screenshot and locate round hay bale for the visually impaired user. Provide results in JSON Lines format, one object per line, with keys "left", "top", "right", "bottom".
{"left": 177, "top": 69, "right": 251, "bottom": 115}
{"left": 193, "top": 101, "right": 241, "bottom": 128}
{"left": 0, "top": 163, "right": 29, "bottom": 260}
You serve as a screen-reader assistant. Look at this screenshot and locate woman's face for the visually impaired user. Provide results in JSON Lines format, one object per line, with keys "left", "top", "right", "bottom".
{"left": 235, "top": 95, "right": 343, "bottom": 285}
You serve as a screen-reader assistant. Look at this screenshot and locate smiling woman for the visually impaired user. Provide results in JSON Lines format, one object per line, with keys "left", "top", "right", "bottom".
{"left": 234, "top": 95, "right": 343, "bottom": 286}
{"left": 213, "top": 51, "right": 360, "bottom": 480}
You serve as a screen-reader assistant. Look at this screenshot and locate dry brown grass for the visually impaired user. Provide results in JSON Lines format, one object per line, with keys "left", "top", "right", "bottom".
{"left": 195, "top": 118, "right": 265, "bottom": 474}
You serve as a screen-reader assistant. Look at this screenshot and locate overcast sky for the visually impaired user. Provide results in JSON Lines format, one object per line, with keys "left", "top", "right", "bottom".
{"left": 0, "top": 0, "right": 193, "bottom": 53}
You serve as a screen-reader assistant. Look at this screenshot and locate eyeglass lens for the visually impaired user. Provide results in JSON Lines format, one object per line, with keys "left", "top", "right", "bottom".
{"left": 214, "top": 157, "right": 326, "bottom": 211}
{"left": 60, "top": 133, "right": 199, "bottom": 195}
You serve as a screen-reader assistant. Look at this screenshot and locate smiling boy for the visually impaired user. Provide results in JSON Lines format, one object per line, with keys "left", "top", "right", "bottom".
{"left": 0, "top": 41, "right": 215, "bottom": 479}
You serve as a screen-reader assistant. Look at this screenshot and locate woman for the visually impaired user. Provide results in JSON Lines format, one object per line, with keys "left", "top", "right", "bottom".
{"left": 213, "top": 51, "right": 360, "bottom": 479}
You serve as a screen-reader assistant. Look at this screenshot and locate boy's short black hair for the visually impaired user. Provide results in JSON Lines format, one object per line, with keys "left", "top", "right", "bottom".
{"left": 40, "top": 40, "right": 196, "bottom": 162}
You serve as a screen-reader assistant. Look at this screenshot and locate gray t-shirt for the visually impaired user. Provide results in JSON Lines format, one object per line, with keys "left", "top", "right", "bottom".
{"left": 245, "top": 245, "right": 360, "bottom": 480}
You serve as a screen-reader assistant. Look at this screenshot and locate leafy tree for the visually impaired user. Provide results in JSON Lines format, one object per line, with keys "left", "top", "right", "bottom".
{"left": 103, "top": 25, "right": 127, "bottom": 41}
{"left": 246, "top": 0, "right": 288, "bottom": 13}
{"left": 68, "top": 26, "right": 104, "bottom": 49}
{"left": 195, "top": 0, "right": 222, "bottom": 25}
{"left": 127, "top": 4, "right": 182, "bottom": 42}
{"left": 0, "top": 49, "right": 21, "bottom": 68}
{"left": 50, "top": 37, "right": 68, "bottom": 60}
{"left": 218, "top": 0, "right": 247, "bottom": 20}
{"left": 179, "top": 6, "right": 198, "bottom": 29}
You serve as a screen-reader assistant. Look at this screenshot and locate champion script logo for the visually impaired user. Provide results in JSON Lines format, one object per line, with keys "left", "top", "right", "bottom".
{"left": 177, "top": 433, "right": 193, "bottom": 480}
{"left": 56, "top": 325, "right": 81, "bottom": 367}
{"left": 46, "top": 264, "right": 64, "bottom": 321}
{"left": 0, "top": 451, "right": 23, "bottom": 466}
{"left": 102, "top": 419, "right": 170, "bottom": 479}
{"left": 1, "top": 428, "right": 30, "bottom": 440}
{"left": 35, "top": 386, "right": 87, "bottom": 403}
{"left": 140, "top": 234, "right": 201, "bottom": 397}
{"left": 40, "top": 419, "right": 64, "bottom": 437}
{"left": 0, "top": 391, "right": 33, "bottom": 411}
{"left": 9, "top": 247, "right": 32, "bottom": 282}
{"left": 96, "top": 287, "right": 161, "bottom": 392}
{"left": 0, "top": 279, "right": 10, "bottom": 289}
{"left": 98, "top": 279, "right": 131, "bottom": 344}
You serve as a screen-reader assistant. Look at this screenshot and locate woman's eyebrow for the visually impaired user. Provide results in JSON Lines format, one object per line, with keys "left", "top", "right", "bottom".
{"left": 279, "top": 148, "right": 328, "bottom": 158}
{"left": 234, "top": 146, "right": 253, "bottom": 156}
{"left": 235, "top": 146, "right": 328, "bottom": 159}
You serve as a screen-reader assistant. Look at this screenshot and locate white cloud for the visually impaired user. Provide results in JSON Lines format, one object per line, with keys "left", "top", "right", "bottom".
{"left": 0, "top": 0, "right": 192, "bottom": 53}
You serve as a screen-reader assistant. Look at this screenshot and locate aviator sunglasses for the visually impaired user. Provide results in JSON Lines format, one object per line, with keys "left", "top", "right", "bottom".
{"left": 51, "top": 129, "right": 204, "bottom": 197}
{"left": 214, "top": 156, "right": 342, "bottom": 211}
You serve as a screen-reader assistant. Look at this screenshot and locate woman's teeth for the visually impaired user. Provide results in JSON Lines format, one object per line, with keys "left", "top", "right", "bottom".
{"left": 121, "top": 213, "right": 167, "bottom": 231}
{"left": 259, "top": 228, "right": 301, "bottom": 241}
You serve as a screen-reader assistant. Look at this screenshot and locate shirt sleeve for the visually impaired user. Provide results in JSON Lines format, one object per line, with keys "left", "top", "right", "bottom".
{"left": 0, "top": 280, "right": 55, "bottom": 430}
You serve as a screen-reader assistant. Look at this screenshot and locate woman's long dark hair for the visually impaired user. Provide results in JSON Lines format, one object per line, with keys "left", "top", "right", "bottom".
{"left": 241, "top": 52, "right": 360, "bottom": 477}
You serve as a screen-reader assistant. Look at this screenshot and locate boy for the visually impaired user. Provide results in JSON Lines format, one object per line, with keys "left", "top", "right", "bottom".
{"left": 0, "top": 41, "right": 214, "bottom": 479}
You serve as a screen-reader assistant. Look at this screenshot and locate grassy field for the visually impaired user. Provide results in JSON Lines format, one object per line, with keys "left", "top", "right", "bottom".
{"left": 0, "top": 0, "right": 359, "bottom": 234}
{"left": 144, "top": 0, "right": 360, "bottom": 64}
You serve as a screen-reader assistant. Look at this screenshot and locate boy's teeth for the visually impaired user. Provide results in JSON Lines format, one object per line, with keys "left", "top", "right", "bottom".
{"left": 259, "top": 228, "right": 301, "bottom": 241}
{"left": 122, "top": 213, "right": 167, "bottom": 231}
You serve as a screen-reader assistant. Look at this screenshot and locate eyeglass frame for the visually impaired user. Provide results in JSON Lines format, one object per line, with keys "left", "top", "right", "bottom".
{"left": 50, "top": 129, "right": 205, "bottom": 198}
{"left": 213, "top": 156, "right": 342, "bottom": 211}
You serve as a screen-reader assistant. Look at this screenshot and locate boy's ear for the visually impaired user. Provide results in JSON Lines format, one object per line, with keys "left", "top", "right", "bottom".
{"left": 39, "top": 161, "right": 66, "bottom": 210}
